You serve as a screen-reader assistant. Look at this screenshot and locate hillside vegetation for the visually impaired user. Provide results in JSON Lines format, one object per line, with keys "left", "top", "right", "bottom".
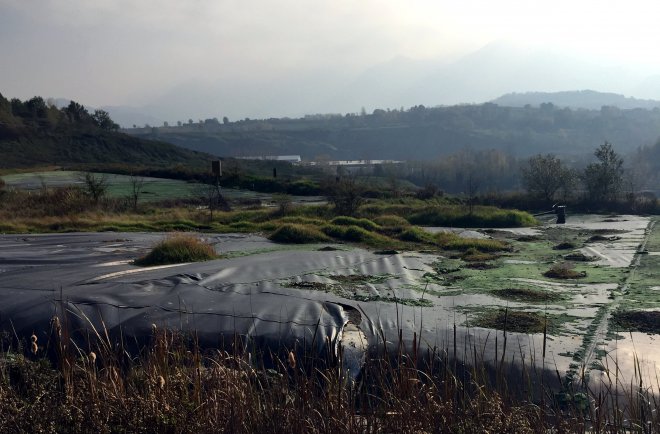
{"left": 127, "top": 101, "right": 660, "bottom": 160}
{"left": 0, "top": 93, "right": 211, "bottom": 169}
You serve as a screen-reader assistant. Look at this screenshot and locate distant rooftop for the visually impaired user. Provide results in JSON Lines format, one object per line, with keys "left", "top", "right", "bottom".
{"left": 237, "top": 155, "right": 302, "bottom": 163}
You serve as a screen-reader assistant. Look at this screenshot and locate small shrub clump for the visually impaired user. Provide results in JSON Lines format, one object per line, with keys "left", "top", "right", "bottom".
{"left": 135, "top": 234, "right": 217, "bottom": 265}
{"left": 268, "top": 223, "right": 331, "bottom": 244}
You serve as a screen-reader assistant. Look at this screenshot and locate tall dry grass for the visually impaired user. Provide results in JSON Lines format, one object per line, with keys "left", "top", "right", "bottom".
{"left": 2, "top": 314, "right": 660, "bottom": 433}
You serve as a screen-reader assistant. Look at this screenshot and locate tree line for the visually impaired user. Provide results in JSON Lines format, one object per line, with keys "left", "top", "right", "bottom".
{"left": 0, "top": 93, "right": 119, "bottom": 136}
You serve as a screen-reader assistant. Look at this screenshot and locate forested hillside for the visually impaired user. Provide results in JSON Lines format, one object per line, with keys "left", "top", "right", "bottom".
{"left": 0, "top": 93, "right": 211, "bottom": 169}
{"left": 126, "top": 103, "right": 660, "bottom": 161}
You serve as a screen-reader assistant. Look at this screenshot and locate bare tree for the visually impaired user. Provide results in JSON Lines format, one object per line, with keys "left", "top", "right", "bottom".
{"left": 128, "top": 174, "right": 146, "bottom": 212}
{"left": 466, "top": 172, "right": 480, "bottom": 215}
{"left": 79, "top": 172, "right": 108, "bottom": 204}
{"left": 521, "top": 154, "right": 575, "bottom": 202}
{"left": 324, "top": 176, "right": 364, "bottom": 216}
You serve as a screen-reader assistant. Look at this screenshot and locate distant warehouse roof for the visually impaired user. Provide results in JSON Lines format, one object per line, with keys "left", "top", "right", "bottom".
{"left": 237, "top": 155, "right": 302, "bottom": 163}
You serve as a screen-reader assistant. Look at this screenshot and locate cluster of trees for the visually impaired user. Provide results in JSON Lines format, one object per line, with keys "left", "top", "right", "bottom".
{"left": 0, "top": 93, "right": 119, "bottom": 135}
{"left": 520, "top": 142, "right": 654, "bottom": 208}
{"left": 130, "top": 102, "right": 660, "bottom": 161}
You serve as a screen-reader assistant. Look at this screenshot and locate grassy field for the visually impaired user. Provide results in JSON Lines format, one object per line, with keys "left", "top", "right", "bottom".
{"left": 0, "top": 170, "right": 295, "bottom": 203}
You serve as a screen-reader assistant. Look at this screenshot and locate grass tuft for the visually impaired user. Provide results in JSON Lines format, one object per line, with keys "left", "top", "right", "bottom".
{"left": 268, "top": 223, "right": 331, "bottom": 244}
{"left": 330, "top": 216, "right": 381, "bottom": 231}
{"left": 134, "top": 234, "right": 217, "bottom": 266}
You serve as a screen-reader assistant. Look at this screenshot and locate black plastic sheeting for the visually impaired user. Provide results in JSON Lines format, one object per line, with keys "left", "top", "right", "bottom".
{"left": 0, "top": 232, "right": 544, "bottom": 378}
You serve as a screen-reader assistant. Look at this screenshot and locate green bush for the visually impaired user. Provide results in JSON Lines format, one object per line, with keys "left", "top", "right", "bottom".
{"left": 268, "top": 224, "right": 331, "bottom": 244}
{"left": 135, "top": 235, "right": 217, "bottom": 266}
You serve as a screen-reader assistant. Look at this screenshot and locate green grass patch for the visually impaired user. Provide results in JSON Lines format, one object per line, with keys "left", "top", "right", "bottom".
{"left": 135, "top": 234, "right": 218, "bottom": 266}
{"left": 407, "top": 205, "right": 536, "bottom": 228}
{"left": 321, "top": 224, "right": 395, "bottom": 247}
{"left": 268, "top": 224, "right": 331, "bottom": 244}
{"left": 398, "top": 227, "right": 435, "bottom": 243}
{"left": 330, "top": 216, "right": 381, "bottom": 231}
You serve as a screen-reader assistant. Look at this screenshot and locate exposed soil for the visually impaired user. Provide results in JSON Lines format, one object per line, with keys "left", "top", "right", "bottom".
{"left": 553, "top": 242, "right": 576, "bottom": 250}
{"left": 318, "top": 246, "right": 340, "bottom": 251}
{"left": 516, "top": 235, "right": 541, "bottom": 242}
{"left": 465, "top": 262, "right": 497, "bottom": 270}
{"left": 611, "top": 310, "right": 660, "bottom": 334}
{"left": 593, "top": 229, "right": 629, "bottom": 235}
{"left": 563, "top": 252, "right": 598, "bottom": 262}
{"left": 586, "top": 235, "right": 620, "bottom": 243}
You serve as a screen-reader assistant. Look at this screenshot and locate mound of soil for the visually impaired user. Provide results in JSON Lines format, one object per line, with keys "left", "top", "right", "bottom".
{"left": 612, "top": 310, "right": 660, "bottom": 334}
{"left": 544, "top": 263, "right": 586, "bottom": 279}
{"left": 516, "top": 235, "right": 541, "bottom": 242}
{"left": 544, "top": 269, "right": 586, "bottom": 279}
{"left": 586, "top": 235, "right": 620, "bottom": 243}
{"left": 465, "top": 262, "right": 497, "bottom": 270}
{"left": 493, "top": 288, "right": 562, "bottom": 303}
{"left": 593, "top": 228, "right": 628, "bottom": 234}
{"left": 318, "top": 246, "right": 340, "bottom": 251}
{"left": 553, "top": 242, "right": 576, "bottom": 250}
{"left": 563, "top": 252, "right": 598, "bottom": 262}
{"left": 475, "top": 310, "right": 547, "bottom": 334}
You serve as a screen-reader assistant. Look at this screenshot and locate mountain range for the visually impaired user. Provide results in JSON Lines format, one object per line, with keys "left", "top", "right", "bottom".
{"left": 94, "top": 41, "right": 660, "bottom": 127}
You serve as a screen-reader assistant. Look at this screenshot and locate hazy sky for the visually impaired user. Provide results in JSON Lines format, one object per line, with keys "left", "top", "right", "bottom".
{"left": 3, "top": 0, "right": 660, "bottom": 121}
